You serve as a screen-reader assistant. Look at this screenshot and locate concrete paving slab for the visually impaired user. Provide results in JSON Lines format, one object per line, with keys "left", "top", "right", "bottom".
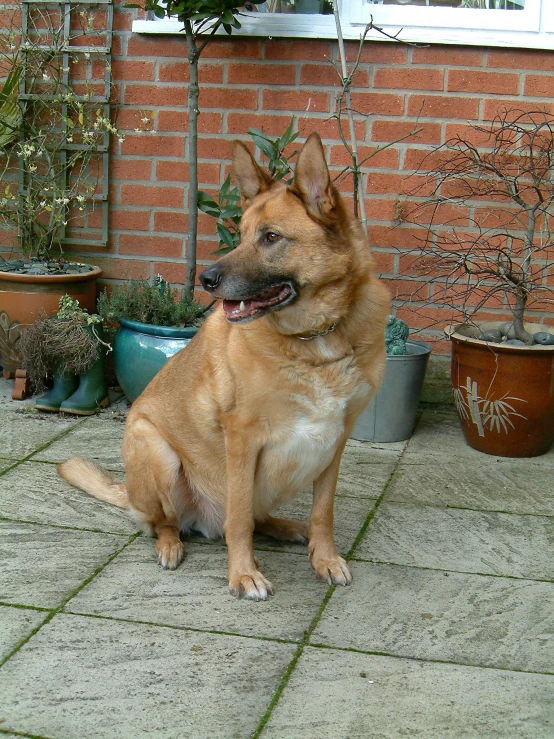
{"left": 67, "top": 538, "right": 327, "bottom": 641}
{"left": 356, "top": 502, "right": 554, "bottom": 580}
{"left": 311, "top": 561, "right": 554, "bottom": 673}
{"left": 0, "top": 521, "right": 129, "bottom": 609}
{"left": 0, "top": 612, "right": 296, "bottom": 739}
{"left": 262, "top": 647, "right": 554, "bottom": 739}
{"left": 0, "top": 605, "right": 45, "bottom": 662}
{"left": 0, "top": 410, "right": 79, "bottom": 459}
{"left": 0, "top": 461, "right": 138, "bottom": 534}
{"left": 33, "top": 417, "right": 126, "bottom": 471}
{"left": 385, "top": 459, "right": 554, "bottom": 515}
{"left": 0, "top": 458, "right": 18, "bottom": 473}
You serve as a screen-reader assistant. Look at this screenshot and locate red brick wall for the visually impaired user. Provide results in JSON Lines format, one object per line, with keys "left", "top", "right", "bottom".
{"left": 64, "top": 2, "right": 554, "bottom": 352}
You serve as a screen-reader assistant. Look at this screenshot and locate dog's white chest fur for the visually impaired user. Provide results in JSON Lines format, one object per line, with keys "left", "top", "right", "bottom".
{"left": 254, "top": 370, "right": 359, "bottom": 510}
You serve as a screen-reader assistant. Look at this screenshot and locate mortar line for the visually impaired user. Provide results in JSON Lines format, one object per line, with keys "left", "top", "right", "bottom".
{"left": 376, "top": 497, "right": 554, "bottom": 519}
{"left": 0, "top": 729, "right": 54, "bottom": 739}
{"left": 61, "top": 609, "right": 299, "bottom": 645}
{"left": 0, "top": 417, "right": 89, "bottom": 480}
{"left": 307, "top": 641, "right": 554, "bottom": 677}
{"left": 348, "top": 557, "right": 554, "bottom": 584}
{"left": 251, "top": 445, "right": 407, "bottom": 739}
{"left": 0, "top": 514, "right": 138, "bottom": 537}
{"left": 0, "top": 602, "right": 52, "bottom": 613}
{"left": 0, "top": 531, "right": 140, "bottom": 670}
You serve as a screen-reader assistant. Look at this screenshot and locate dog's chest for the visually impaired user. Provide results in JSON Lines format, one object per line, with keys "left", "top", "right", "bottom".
{"left": 255, "top": 361, "right": 368, "bottom": 501}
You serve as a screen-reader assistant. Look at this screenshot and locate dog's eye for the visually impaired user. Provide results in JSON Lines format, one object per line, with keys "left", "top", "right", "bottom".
{"left": 264, "top": 231, "right": 280, "bottom": 244}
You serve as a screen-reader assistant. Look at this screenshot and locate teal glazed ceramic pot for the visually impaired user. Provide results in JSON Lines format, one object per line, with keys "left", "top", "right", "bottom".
{"left": 114, "top": 318, "right": 198, "bottom": 402}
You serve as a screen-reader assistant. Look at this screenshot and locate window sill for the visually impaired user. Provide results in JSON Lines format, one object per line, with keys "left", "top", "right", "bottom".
{"left": 132, "top": 14, "right": 554, "bottom": 50}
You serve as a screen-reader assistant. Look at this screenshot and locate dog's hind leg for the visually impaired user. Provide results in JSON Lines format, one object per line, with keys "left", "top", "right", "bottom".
{"left": 255, "top": 516, "right": 309, "bottom": 544}
{"left": 123, "top": 417, "right": 186, "bottom": 570}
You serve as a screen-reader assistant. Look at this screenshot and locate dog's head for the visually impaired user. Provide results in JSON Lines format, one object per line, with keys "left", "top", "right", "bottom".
{"left": 199, "top": 133, "right": 358, "bottom": 331}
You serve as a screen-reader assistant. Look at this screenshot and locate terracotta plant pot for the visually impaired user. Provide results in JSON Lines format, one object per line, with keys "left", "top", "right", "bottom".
{"left": 447, "top": 322, "right": 554, "bottom": 458}
{"left": 0, "top": 266, "right": 102, "bottom": 373}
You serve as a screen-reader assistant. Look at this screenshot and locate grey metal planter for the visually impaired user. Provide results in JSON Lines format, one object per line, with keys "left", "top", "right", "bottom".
{"left": 351, "top": 338, "right": 432, "bottom": 443}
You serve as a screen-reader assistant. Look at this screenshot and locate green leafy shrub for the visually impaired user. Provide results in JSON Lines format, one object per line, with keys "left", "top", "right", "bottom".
{"left": 97, "top": 276, "right": 204, "bottom": 327}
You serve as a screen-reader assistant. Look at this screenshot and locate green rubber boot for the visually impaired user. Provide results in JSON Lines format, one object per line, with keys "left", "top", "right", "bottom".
{"left": 60, "top": 326, "right": 110, "bottom": 416}
{"left": 35, "top": 369, "right": 79, "bottom": 412}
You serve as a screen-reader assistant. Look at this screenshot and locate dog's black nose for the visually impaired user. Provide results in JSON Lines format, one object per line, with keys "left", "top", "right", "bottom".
{"left": 200, "top": 264, "right": 223, "bottom": 292}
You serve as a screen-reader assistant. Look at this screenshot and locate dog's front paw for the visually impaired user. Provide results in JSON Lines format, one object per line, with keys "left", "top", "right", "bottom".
{"left": 228, "top": 570, "right": 273, "bottom": 601}
{"left": 311, "top": 555, "right": 352, "bottom": 586}
{"left": 156, "top": 539, "right": 185, "bottom": 570}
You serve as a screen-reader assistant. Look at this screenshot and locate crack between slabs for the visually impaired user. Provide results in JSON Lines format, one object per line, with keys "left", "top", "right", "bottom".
{"left": 0, "top": 531, "right": 141, "bottom": 670}
{"left": 250, "top": 445, "right": 407, "bottom": 739}
{"left": 379, "top": 497, "right": 554, "bottom": 519}
{"left": 0, "top": 729, "right": 55, "bottom": 739}
{"left": 0, "top": 514, "right": 138, "bottom": 538}
{"left": 0, "top": 417, "right": 89, "bottom": 480}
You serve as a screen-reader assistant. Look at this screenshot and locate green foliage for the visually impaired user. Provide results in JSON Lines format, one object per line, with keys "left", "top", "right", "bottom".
{"left": 56, "top": 295, "right": 101, "bottom": 325}
{"left": 97, "top": 276, "right": 205, "bottom": 328}
{"left": 198, "top": 120, "right": 299, "bottom": 254}
{"left": 128, "top": 0, "right": 264, "bottom": 34}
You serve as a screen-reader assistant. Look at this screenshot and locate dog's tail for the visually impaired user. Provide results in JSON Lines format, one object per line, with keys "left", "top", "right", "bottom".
{"left": 57, "top": 458, "right": 129, "bottom": 509}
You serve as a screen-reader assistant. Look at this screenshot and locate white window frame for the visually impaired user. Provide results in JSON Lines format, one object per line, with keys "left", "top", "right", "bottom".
{"left": 132, "top": 0, "right": 554, "bottom": 50}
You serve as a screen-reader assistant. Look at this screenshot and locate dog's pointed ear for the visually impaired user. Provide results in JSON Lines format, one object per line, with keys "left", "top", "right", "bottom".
{"left": 292, "top": 133, "right": 335, "bottom": 218}
{"left": 232, "top": 140, "right": 272, "bottom": 209}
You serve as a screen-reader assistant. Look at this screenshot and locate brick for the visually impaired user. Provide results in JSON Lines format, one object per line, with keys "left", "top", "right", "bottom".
{"left": 444, "top": 122, "right": 493, "bottom": 147}
{"left": 487, "top": 49, "right": 554, "bottom": 72}
{"left": 154, "top": 211, "right": 189, "bottom": 233}
{"left": 111, "top": 60, "right": 154, "bottom": 82}
{"left": 381, "top": 276, "right": 431, "bottom": 303}
{"left": 524, "top": 74, "right": 554, "bottom": 98}
{"left": 113, "top": 7, "right": 134, "bottom": 32}
{"left": 448, "top": 70, "right": 519, "bottom": 96}
{"left": 370, "top": 249, "right": 396, "bottom": 274}
{"left": 197, "top": 137, "right": 234, "bottom": 160}
{"left": 204, "top": 39, "right": 262, "bottom": 59}
{"left": 330, "top": 144, "right": 399, "bottom": 170}
{"left": 228, "top": 63, "right": 296, "bottom": 86}
{"left": 371, "top": 120, "right": 441, "bottom": 146}
{"left": 158, "top": 62, "right": 223, "bottom": 84}
{"left": 264, "top": 39, "right": 332, "bottom": 62}
{"left": 199, "top": 86, "right": 258, "bottom": 110}
{"left": 482, "top": 98, "right": 554, "bottom": 121}
{"left": 120, "top": 135, "right": 185, "bottom": 158}
{"left": 365, "top": 199, "right": 398, "bottom": 222}
{"left": 109, "top": 209, "right": 150, "bottom": 231}
{"left": 347, "top": 91, "right": 405, "bottom": 117}
{"left": 411, "top": 46, "right": 483, "bottom": 67}
{"left": 364, "top": 172, "right": 405, "bottom": 196}
{"left": 408, "top": 94, "right": 479, "bottom": 120}
{"left": 124, "top": 84, "right": 187, "bottom": 107}
{"left": 111, "top": 158, "right": 152, "bottom": 181}
{"left": 119, "top": 234, "right": 183, "bottom": 258}
{"left": 151, "top": 261, "right": 187, "bottom": 285}
{"left": 262, "top": 89, "right": 329, "bottom": 113}
{"left": 120, "top": 184, "right": 184, "bottom": 208}
{"left": 127, "top": 35, "right": 188, "bottom": 58}
{"left": 298, "top": 116, "right": 366, "bottom": 142}
{"left": 156, "top": 160, "right": 221, "bottom": 185}
{"left": 345, "top": 41, "right": 407, "bottom": 66}
{"left": 374, "top": 67, "right": 444, "bottom": 92}
{"left": 300, "top": 63, "right": 368, "bottom": 88}
{"left": 91, "top": 257, "right": 150, "bottom": 280}
{"left": 367, "top": 224, "right": 429, "bottom": 250}
{"left": 227, "top": 112, "right": 300, "bottom": 137}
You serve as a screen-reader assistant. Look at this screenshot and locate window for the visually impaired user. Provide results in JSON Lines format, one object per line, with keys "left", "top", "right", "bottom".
{"left": 132, "top": 0, "right": 554, "bottom": 50}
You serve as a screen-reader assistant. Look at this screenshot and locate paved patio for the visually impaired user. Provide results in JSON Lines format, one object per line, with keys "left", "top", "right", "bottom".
{"left": 0, "top": 374, "right": 553, "bottom": 738}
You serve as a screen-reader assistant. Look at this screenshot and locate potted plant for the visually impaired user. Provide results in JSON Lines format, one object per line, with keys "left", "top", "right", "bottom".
{"left": 351, "top": 316, "right": 431, "bottom": 443}
{"left": 19, "top": 296, "right": 110, "bottom": 414}
{"left": 97, "top": 276, "right": 204, "bottom": 402}
{"left": 410, "top": 109, "right": 554, "bottom": 457}
{"left": 0, "top": 2, "right": 119, "bottom": 373}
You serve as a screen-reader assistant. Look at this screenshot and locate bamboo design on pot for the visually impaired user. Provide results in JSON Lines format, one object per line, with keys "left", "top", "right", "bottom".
{"left": 453, "top": 377, "right": 528, "bottom": 437}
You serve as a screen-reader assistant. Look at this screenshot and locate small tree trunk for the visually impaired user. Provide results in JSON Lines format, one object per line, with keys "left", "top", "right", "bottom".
{"left": 184, "top": 19, "right": 199, "bottom": 302}
{"left": 513, "top": 206, "right": 536, "bottom": 344}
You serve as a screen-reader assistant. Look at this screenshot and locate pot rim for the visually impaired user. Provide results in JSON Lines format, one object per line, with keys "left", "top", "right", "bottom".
{"left": 0, "top": 264, "right": 102, "bottom": 284}
{"left": 387, "top": 337, "right": 432, "bottom": 360}
{"left": 118, "top": 317, "right": 199, "bottom": 339}
{"left": 446, "top": 321, "right": 554, "bottom": 352}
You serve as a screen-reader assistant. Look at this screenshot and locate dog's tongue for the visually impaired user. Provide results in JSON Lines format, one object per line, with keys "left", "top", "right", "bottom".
{"left": 223, "top": 284, "right": 291, "bottom": 321}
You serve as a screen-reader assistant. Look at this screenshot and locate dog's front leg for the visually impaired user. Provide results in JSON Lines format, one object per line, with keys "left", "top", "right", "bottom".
{"left": 309, "top": 440, "right": 352, "bottom": 587}
{"left": 224, "top": 424, "right": 272, "bottom": 601}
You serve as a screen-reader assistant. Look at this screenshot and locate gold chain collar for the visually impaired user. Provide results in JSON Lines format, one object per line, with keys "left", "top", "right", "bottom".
{"left": 296, "top": 321, "right": 338, "bottom": 341}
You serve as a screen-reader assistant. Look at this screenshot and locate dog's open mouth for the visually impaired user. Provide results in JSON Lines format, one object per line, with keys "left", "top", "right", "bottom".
{"left": 222, "top": 282, "right": 296, "bottom": 323}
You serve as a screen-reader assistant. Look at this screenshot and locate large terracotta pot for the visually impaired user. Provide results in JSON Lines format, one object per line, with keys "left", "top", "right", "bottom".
{"left": 0, "top": 266, "right": 102, "bottom": 373}
{"left": 447, "top": 322, "right": 554, "bottom": 458}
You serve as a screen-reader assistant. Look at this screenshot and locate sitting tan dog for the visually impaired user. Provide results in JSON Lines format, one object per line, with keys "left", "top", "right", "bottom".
{"left": 59, "top": 133, "right": 390, "bottom": 600}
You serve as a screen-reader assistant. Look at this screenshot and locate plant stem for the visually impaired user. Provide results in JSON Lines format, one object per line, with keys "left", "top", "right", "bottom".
{"left": 184, "top": 18, "right": 199, "bottom": 302}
